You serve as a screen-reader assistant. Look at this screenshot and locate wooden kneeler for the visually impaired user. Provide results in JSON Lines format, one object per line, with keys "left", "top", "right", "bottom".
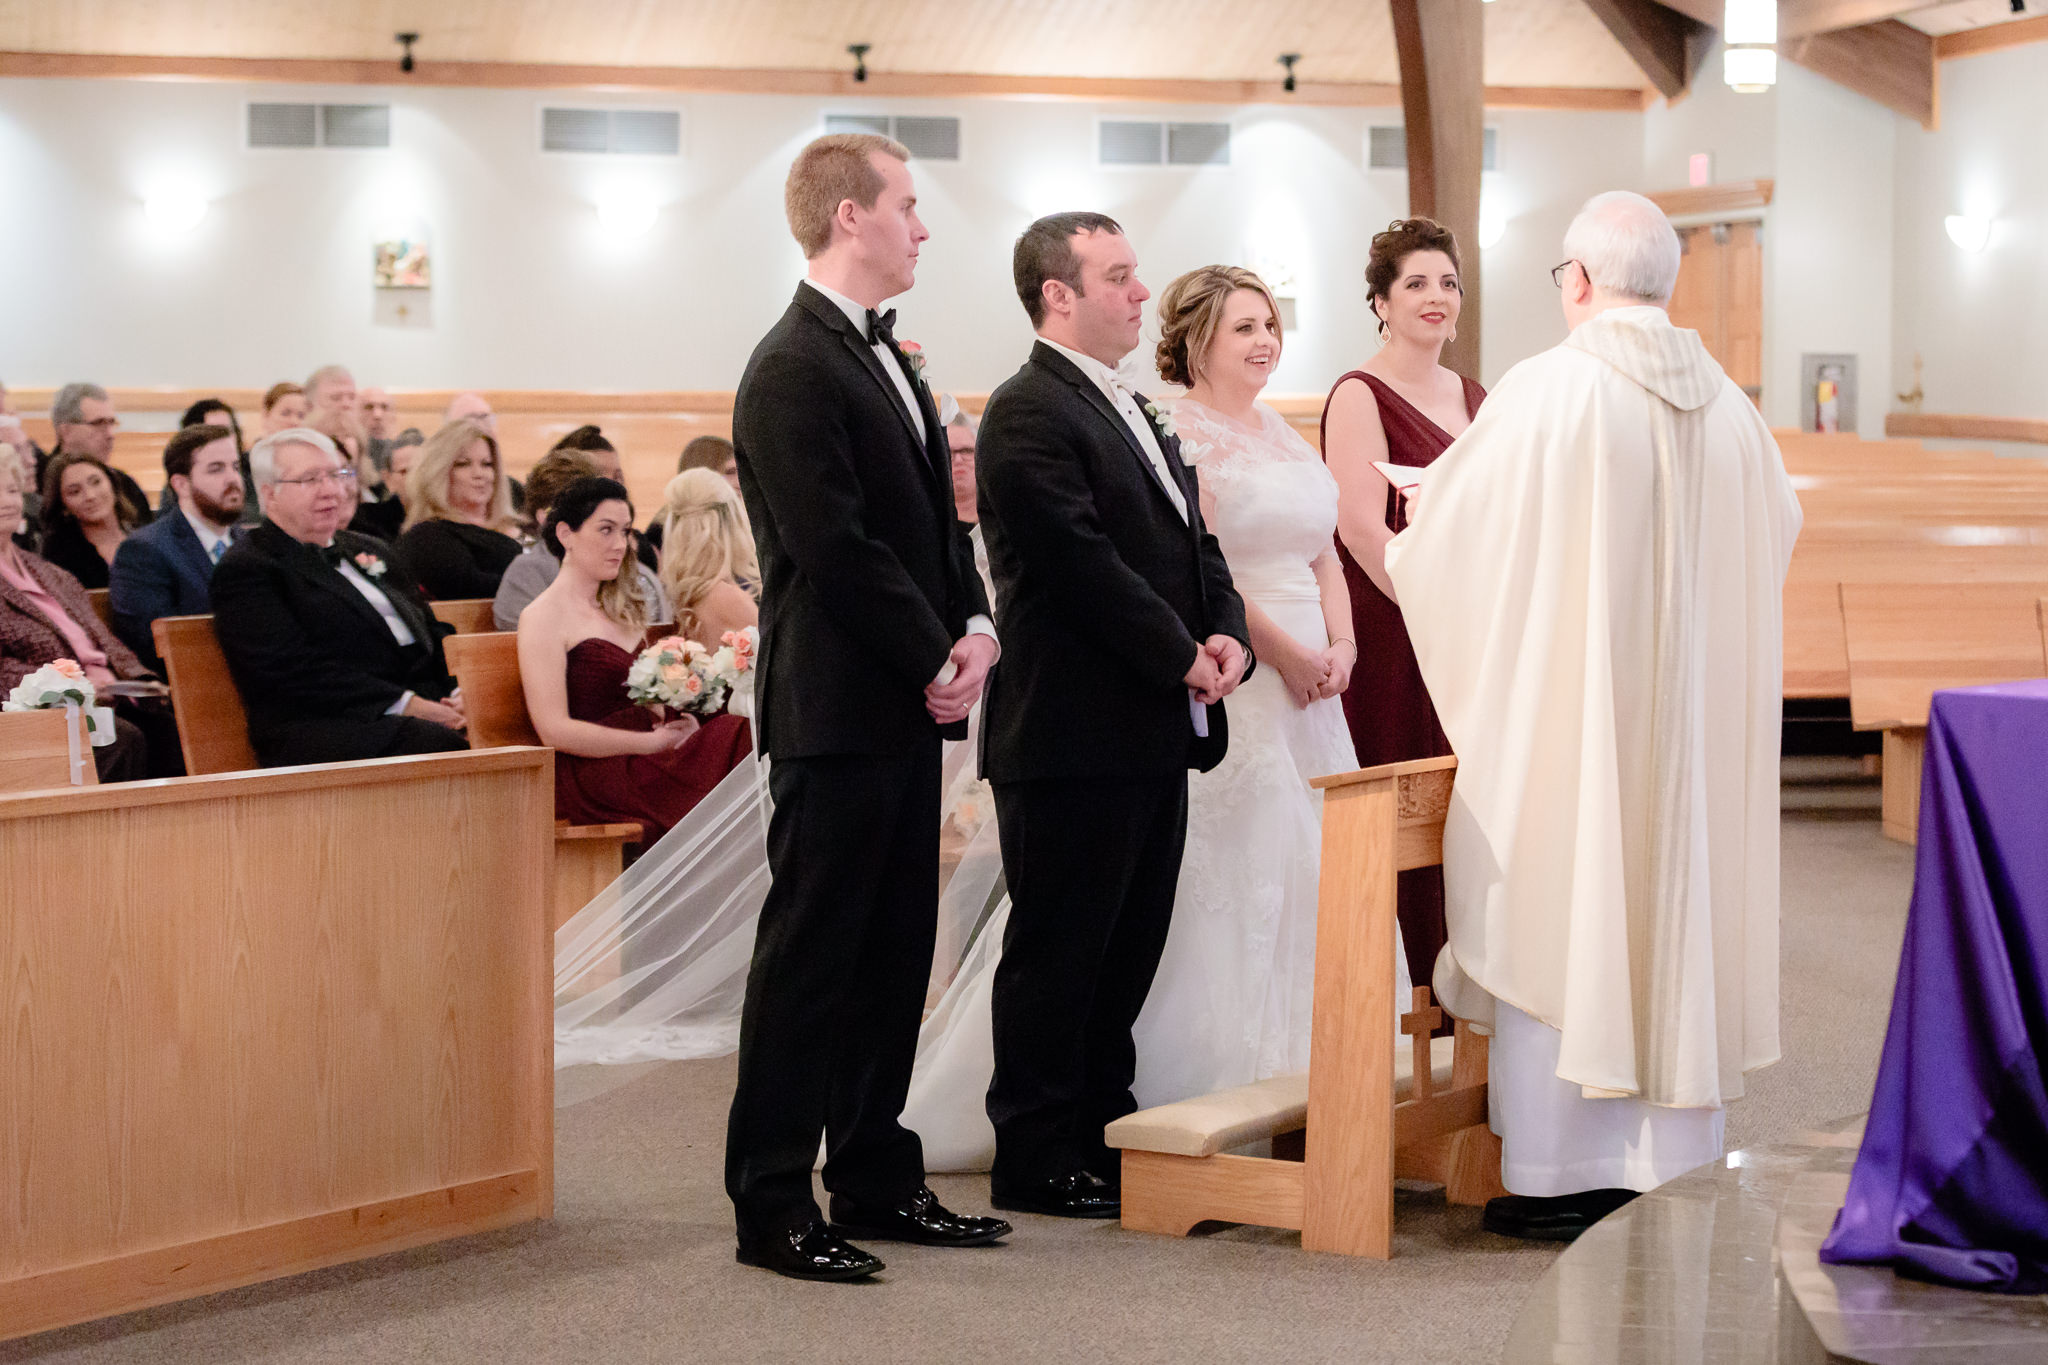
{"left": 1108, "top": 755, "right": 1505, "bottom": 1258}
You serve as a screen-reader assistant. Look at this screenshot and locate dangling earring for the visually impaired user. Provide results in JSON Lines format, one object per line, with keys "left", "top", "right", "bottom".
{"left": 1447, "top": 324, "right": 1457, "bottom": 343}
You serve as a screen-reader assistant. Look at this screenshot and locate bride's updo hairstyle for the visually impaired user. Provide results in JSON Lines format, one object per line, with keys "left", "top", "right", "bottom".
{"left": 1364, "top": 217, "right": 1461, "bottom": 337}
{"left": 1155, "top": 265, "right": 1284, "bottom": 389}
{"left": 544, "top": 476, "right": 654, "bottom": 631}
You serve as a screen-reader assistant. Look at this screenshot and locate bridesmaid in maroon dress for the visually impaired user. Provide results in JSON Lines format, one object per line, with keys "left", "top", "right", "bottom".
{"left": 517, "top": 477, "right": 751, "bottom": 847}
{"left": 1320, "top": 218, "right": 1486, "bottom": 993}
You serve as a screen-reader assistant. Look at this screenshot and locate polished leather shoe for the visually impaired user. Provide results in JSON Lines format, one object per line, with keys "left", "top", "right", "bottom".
{"left": 735, "top": 1221, "right": 884, "bottom": 1281}
{"left": 828, "top": 1186, "right": 1012, "bottom": 1247}
{"left": 1482, "top": 1188, "right": 1639, "bottom": 1243}
{"left": 990, "top": 1170, "right": 1121, "bottom": 1219}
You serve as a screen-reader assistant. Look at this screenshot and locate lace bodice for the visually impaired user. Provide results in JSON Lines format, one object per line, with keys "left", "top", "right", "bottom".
{"left": 1172, "top": 399, "right": 1339, "bottom": 606}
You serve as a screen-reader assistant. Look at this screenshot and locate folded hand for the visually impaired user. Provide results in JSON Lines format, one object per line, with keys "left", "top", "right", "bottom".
{"left": 926, "top": 633, "right": 996, "bottom": 724}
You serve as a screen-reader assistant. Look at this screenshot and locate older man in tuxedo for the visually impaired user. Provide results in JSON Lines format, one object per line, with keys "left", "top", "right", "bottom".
{"left": 108, "top": 424, "right": 244, "bottom": 670}
{"left": 210, "top": 427, "right": 468, "bottom": 768}
{"left": 724, "top": 132, "right": 1008, "bottom": 1282}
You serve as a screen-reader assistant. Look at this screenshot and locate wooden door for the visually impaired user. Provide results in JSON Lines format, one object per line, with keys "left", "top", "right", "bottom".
{"left": 1669, "top": 221, "right": 1764, "bottom": 400}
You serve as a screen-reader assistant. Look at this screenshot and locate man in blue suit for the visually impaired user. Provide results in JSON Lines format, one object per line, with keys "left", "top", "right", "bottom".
{"left": 109, "top": 423, "right": 245, "bottom": 670}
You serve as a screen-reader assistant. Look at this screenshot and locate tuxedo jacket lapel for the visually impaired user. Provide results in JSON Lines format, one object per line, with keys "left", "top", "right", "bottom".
{"left": 795, "top": 287, "right": 928, "bottom": 455}
{"left": 1035, "top": 344, "right": 1186, "bottom": 520}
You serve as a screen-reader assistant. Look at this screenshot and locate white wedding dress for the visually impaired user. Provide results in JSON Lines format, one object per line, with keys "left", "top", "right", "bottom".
{"left": 899, "top": 398, "right": 1411, "bottom": 1169}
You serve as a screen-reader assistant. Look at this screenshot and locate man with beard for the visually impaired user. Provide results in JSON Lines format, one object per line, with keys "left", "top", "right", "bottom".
{"left": 109, "top": 423, "right": 247, "bottom": 670}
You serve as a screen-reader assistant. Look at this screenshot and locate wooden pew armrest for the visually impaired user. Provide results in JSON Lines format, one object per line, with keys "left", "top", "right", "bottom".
{"left": 553, "top": 821, "right": 643, "bottom": 843}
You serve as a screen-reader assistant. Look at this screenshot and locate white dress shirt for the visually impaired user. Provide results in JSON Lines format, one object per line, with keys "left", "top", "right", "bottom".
{"left": 1036, "top": 336, "right": 1188, "bottom": 523}
{"left": 331, "top": 551, "right": 420, "bottom": 714}
{"left": 799, "top": 275, "right": 998, "bottom": 669}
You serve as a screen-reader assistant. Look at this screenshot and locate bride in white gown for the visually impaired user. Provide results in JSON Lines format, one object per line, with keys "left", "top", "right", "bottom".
{"left": 900, "top": 266, "right": 1410, "bottom": 1168}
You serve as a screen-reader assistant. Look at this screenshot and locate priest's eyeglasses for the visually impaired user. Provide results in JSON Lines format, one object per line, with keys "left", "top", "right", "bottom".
{"left": 1551, "top": 259, "right": 1583, "bottom": 288}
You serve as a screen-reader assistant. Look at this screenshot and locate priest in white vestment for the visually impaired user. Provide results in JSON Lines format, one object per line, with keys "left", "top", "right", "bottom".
{"left": 1384, "top": 191, "right": 1802, "bottom": 1241}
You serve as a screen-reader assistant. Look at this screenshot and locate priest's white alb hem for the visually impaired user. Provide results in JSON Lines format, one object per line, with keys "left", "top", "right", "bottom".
{"left": 1489, "top": 1002, "right": 1725, "bottom": 1197}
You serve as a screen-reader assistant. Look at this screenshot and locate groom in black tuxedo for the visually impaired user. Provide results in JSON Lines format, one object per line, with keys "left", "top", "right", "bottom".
{"left": 976, "top": 214, "right": 1252, "bottom": 1217}
{"left": 724, "top": 133, "right": 1010, "bottom": 1281}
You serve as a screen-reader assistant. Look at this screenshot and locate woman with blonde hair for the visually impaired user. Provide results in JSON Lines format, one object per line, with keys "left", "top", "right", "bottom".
{"left": 656, "top": 466, "right": 759, "bottom": 646}
{"left": 394, "top": 417, "right": 524, "bottom": 599}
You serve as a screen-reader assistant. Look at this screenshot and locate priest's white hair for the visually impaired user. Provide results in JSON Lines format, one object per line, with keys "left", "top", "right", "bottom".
{"left": 1562, "top": 190, "right": 1682, "bottom": 305}
{"left": 248, "top": 426, "right": 340, "bottom": 487}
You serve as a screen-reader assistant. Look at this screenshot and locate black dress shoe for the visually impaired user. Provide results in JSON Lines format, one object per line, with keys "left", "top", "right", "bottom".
{"left": 990, "top": 1170, "right": 1121, "bottom": 1219}
{"left": 735, "top": 1221, "right": 885, "bottom": 1281}
{"left": 827, "top": 1186, "right": 1012, "bottom": 1247}
{"left": 1482, "top": 1188, "right": 1640, "bottom": 1242}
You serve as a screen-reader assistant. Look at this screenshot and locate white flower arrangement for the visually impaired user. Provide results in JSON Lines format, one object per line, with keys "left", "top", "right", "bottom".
{"left": 3, "top": 659, "right": 116, "bottom": 746}
{"left": 1143, "top": 399, "right": 1178, "bottom": 440}
{"left": 624, "top": 627, "right": 757, "bottom": 719}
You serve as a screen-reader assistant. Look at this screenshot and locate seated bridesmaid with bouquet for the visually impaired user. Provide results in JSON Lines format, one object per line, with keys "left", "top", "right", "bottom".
{"left": 517, "top": 477, "right": 752, "bottom": 845}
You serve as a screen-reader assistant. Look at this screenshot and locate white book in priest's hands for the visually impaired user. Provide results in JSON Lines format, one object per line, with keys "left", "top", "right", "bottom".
{"left": 1371, "top": 460, "right": 1431, "bottom": 493}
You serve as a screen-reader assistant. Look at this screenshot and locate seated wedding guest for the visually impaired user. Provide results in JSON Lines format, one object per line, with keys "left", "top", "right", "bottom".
{"left": 38, "top": 450, "right": 150, "bottom": 589}
{"left": 546, "top": 424, "right": 626, "bottom": 489}
{"left": 359, "top": 385, "right": 397, "bottom": 470}
{"left": 493, "top": 449, "right": 668, "bottom": 630}
{"left": 348, "top": 426, "right": 424, "bottom": 543}
{"left": 657, "top": 468, "right": 759, "bottom": 646}
{"left": 305, "top": 364, "right": 384, "bottom": 508}
{"left": 210, "top": 427, "right": 468, "bottom": 766}
{"left": 163, "top": 397, "right": 260, "bottom": 522}
{"left": 259, "top": 382, "right": 310, "bottom": 435}
{"left": 0, "top": 378, "right": 47, "bottom": 479}
{"left": 0, "top": 443, "right": 175, "bottom": 781}
{"left": 44, "top": 382, "right": 150, "bottom": 525}
{"left": 394, "top": 418, "right": 523, "bottom": 599}
{"left": 643, "top": 435, "right": 738, "bottom": 558}
{"left": 108, "top": 424, "right": 244, "bottom": 668}
{"left": 445, "top": 391, "right": 497, "bottom": 437}
{"left": 517, "top": 476, "right": 751, "bottom": 845}
{"left": 939, "top": 400, "right": 996, "bottom": 604}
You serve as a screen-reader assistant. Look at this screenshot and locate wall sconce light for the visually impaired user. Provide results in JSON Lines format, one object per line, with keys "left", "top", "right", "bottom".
{"left": 144, "top": 191, "right": 207, "bottom": 233}
{"left": 1478, "top": 204, "right": 1508, "bottom": 250}
{"left": 596, "top": 194, "right": 658, "bottom": 238}
{"left": 1943, "top": 214, "right": 1991, "bottom": 252}
{"left": 1723, "top": 0, "right": 1778, "bottom": 92}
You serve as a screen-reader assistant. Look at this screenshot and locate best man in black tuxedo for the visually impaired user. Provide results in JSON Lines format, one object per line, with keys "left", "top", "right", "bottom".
{"left": 976, "top": 214, "right": 1252, "bottom": 1217}
{"left": 210, "top": 428, "right": 468, "bottom": 768}
{"left": 723, "top": 134, "right": 1009, "bottom": 1282}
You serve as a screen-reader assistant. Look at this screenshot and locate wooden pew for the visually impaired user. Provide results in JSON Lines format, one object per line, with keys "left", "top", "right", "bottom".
{"left": 430, "top": 597, "right": 500, "bottom": 635}
{"left": 1840, "top": 582, "right": 2048, "bottom": 842}
{"left": 85, "top": 587, "right": 115, "bottom": 630}
{"left": 1107, "top": 756, "right": 1503, "bottom": 1258}
{"left": 152, "top": 614, "right": 260, "bottom": 774}
{"left": 0, "top": 709, "right": 98, "bottom": 792}
{"left": 0, "top": 749, "right": 553, "bottom": 1339}
{"left": 442, "top": 630, "right": 641, "bottom": 928}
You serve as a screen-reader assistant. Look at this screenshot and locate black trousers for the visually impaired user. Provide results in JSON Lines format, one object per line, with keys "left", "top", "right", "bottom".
{"left": 986, "top": 773, "right": 1188, "bottom": 1187}
{"left": 254, "top": 713, "right": 470, "bottom": 768}
{"left": 724, "top": 746, "right": 941, "bottom": 1241}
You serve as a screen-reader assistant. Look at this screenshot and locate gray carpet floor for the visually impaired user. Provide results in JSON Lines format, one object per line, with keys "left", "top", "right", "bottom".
{"left": 1, "top": 765, "right": 1912, "bottom": 1364}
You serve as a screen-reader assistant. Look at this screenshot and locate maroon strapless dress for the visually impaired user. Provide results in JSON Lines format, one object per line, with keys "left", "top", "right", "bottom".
{"left": 555, "top": 638, "right": 754, "bottom": 846}
{"left": 1320, "top": 370, "right": 1486, "bottom": 992}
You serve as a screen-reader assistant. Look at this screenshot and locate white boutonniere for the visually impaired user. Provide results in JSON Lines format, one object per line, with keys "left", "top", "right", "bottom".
{"left": 898, "top": 339, "right": 929, "bottom": 386}
{"left": 1143, "top": 399, "right": 1178, "bottom": 440}
{"left": 352, "top": 551, "right": 388, "bottom": 579}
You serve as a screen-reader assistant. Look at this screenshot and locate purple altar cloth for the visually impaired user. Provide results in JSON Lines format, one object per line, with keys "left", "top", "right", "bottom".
{"left": 1819, "top": 679, "right": 2048, "bottom": 1292}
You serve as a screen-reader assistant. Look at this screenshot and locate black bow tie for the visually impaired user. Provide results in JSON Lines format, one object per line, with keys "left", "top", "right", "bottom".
{"left": 315, "top": 542, "right": 349, "bottom": 569}
{"left": 865, "top": 308, "right": 897, "bottom": 346}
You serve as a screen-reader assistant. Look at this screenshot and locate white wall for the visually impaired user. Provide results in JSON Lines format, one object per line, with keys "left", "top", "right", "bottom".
{"left": 1890, "top": 44, "right": 2048, "bottom": 457}
{"left": 0, "top": 76, "right": 1642, "bottom": 400}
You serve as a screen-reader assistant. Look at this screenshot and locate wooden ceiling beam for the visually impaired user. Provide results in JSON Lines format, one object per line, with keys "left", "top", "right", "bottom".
{"left": 1784, "top": 20, "right": 1938, "bottom": 128}
{"left": 0, "top": 50, "right": 1649, "bottom": 111}
{"left": 1389, "top": 0, "right": 1485, "bottom": 380}
{"left": 1579, "top": 0, "right": 1715, "bottom": 100}
{"left": 1778, "top": 0, "right": 1970, "bottom": 41}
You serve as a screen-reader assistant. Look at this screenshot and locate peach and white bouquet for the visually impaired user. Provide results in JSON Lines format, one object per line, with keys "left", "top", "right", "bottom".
{"left": 3, "top": 658, "right": 116, "bottom": 746}
{"left": 625, "top": 627, "right": 757, "bottom": 719}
